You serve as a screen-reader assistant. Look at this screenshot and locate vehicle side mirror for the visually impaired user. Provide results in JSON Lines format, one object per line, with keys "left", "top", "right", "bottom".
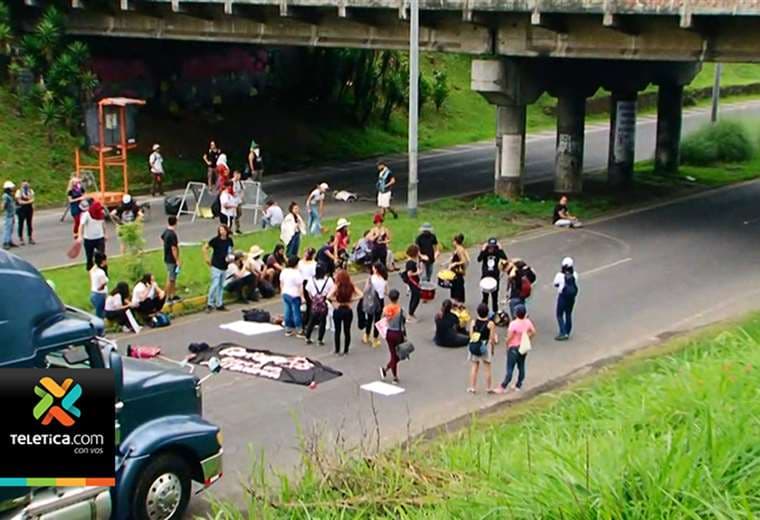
{"left": 109, "top": 350, "right": 124, "bottom": 398}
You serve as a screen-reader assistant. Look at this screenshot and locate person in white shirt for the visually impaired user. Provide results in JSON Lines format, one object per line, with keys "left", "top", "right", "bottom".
{"left": 149, "top": 143, "right": 165, "bottom": 196}
{"left": 105, "top": 282, "right": 134, "bottom": 332}
{"left": 78, "top": 199, "right": 107, "bottom": 272}
{"left": 89, "top": 251, "right": 108, "bottom": 319}
{"left": 219, "top": 180, "right": 240, "bottom": 232}
{"left": 224, "top": 252, "right": 258, "bottom": 302}
{"left": 304, "top": 264, "right": 335, "bottom": 345}
{"left": 305, "top": 182, "right": 329, "bottom": 235}
{"left": 262, "top": 200, "right": 284, "bottom": 229}
{"left": 553, "top": 257, "right": 579, "bottom": 341}
{"left": 280, "top": 256, "right": 304, "bottom": 337}
{"left": 280, "top": 202, "right": 306, "bottom": 259}
{"left": 132, "top": 272, "right": 166, "bottom": 319}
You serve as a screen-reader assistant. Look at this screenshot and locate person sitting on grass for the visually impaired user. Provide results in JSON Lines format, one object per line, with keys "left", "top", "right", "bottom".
{"left": 224, "top": 251, "right": 259, "bottom": 302}
{"left": 131, "top": 272, "right": 166, "bottom": 320}
{"left": 434, "top": 299, "right": 469, "bottom": 348}
{"left": 552, "top": 195, "right": 583, "bottom": 228}
{"left": 105, "top": 282, "right": 134, "bottom": 332}
{"left": 264, "top": 243, "right": 287, "bottom": 290}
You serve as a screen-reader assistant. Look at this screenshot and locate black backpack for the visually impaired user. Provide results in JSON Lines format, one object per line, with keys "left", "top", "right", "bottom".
{"left": 562, "top": 272, "right": 578, "bottom": 298}
{"left": 243, "top": 308, "right": 271, "bottom": 323}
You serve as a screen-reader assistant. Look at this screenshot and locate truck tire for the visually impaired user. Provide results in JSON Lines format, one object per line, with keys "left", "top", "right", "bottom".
{"left": 131, "top": 453, "right": 192, "bottom": 520}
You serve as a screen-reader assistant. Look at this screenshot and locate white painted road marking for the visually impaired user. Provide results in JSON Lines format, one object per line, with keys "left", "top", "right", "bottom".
{"left": 584, "top": 257, "right": 633, "bottom": 276}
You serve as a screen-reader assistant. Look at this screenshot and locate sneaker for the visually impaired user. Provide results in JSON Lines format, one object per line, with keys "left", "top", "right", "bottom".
{"left": 305, "top": 339, "right": 313, "bottom": 345}
{"left": 467, "top": 387, "right": 476, "bottom": 394}
{"left": 362, "top": 333, "right": 370, "bottom": 344}
{"left": 295, "top": 332, "right": 306, "bottom": 339}
{"left": 372, "top": 338, "right": 381, "bottom": 348}
{"left": 18, "top": 239, "right": 24, "bottom": 246}
{"left": 284, "top": 330, "right": 295, "bottom": 337}
{"left": 216, "top": 305, "right": 227, "bottom": 311}
{"left": 406, "top": 315, "right": 418, "bottom": 324}
{"left": 29, "top": 239, "right": 35, "bottom": 245}
{"left": 514, "top": 386, "right": 522, "bottom": 392}
{"left": 205, "top": 306, "right": 214, "bottom": 313}
{"left": 317, "top": 340, "right": 325, "bottom": 346}
{"left": 379, "top": 366, "right": 386, "bottom": 380}
{"left": 555, "top": 334, "right": 569, "bottom": 341}
{"left": 391, "top": 378, "right": 400, "bottom": 385}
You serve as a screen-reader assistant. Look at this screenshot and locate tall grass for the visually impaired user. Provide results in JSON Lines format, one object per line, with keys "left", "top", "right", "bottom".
{"left": 210, "top": 315, "right": 760, "bottom": 519}
{"left": 680, "top": 120, "right": 755, "bottom": 166}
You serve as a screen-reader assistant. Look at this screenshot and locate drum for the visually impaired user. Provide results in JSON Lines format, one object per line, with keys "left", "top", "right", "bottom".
{"left": 437, "top": 269, "right": 455, "bottom": 289}
{"left": 480, "top": 276, "right": 498, "bottom": 294}
{"left": 420, "top": 282, "right": 436, "bottom": 302}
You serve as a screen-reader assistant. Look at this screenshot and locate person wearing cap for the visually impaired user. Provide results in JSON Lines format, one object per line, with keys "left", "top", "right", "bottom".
{"left": 333, "top": 218, "right": 351, "bottom": 268}
{"left": 2, "top": 181, "right": 17, "bottom": 250}
{"left": 415, "top": 223, "right": 439, "bottom": 282}
{"left": 203, "top": 225, "right": 234, "bottom": 312}
{"left": 15, "top": 180, "right": 35, "bottom": 246}
{"left": 161, "top": 216, "right": 180, "bottom": 302}
{"left": 149, "top": 144, "right": 165, "bottom": 196}
{"left": 78, "top": 199, "right": 107, "bottom": 271}
{"left": 375, "top": 161, "right": 398, "bottom": 219}
{"left": 477, "top": 238, "right": 508, "bottom": 314}
{"left": 553, "top": 257, "right": 579, "bottom": 340}
{"left": 305, "top": 182, "right": 329, "bottom": 235}
{"left": 203, "top": 140, "right": 221, "bottom": 190}
{"left": 111, "top": 193, "right": 143, "bottom": 224}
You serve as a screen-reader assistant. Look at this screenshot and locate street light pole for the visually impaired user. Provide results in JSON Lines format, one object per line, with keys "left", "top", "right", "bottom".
{"left": 711, "top": 63, "right": 722, "bottom": 124}
{"left": 407, "top": 0, "right": 419, "bottom": 218}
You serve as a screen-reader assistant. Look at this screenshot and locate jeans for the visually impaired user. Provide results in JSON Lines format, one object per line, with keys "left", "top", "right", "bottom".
{"left": 501, "top": 347, "right": 526, "bottom": 389}
{"left": 207, "top": 266, "right": 226, "bottom": 308}
{"left": 261, "top": 216, "right": 271, "bottom": 229}
{"left": 286, "top": 232, "right": 300, "bottom": 258}
{"left": 481, "top": 279, "right": 500, "bottom": 314}
{"left": 556, "top": 293, "right": 576, "bottom": 337}
{"left": 408, "top": 284, "right": 421, "bottom": 316}
{"left": 282, "top": 294, "right": 302, "bottom": 331}
{"left": 3, "top": 214, "right": 13, "bottom": 245}
{"left": 333, "top": 306, "right": 353, "bottom": 353}
{"left": 509, "top": 297, "right": 525, "bottom": 319}
{"left": 90, "top": 292, "right": 106, "bottom": 319}
{"left": 422, "top": 261, "right": 434, "bottom": 282}
{"left": 84, "top": 238, "right": 105, "bottom": 271}
{"left": 308, "top": 206, "right": 321, "bottom": 235}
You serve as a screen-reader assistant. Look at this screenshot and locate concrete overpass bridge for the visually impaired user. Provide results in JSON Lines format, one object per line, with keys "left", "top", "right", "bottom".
{"left": 17, "top": 0, "right": 760, "bottom": 196}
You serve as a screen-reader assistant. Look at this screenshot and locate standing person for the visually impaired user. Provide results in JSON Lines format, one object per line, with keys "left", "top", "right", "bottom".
{"left": 149, "top": 144, "right": 165, "bottom": 196}
{"left": 15, "top": 180, "right": 34, "bottom": 245}
{"left": 219, "top": 180, "right": 240, "bottom": 231}
{"left": 247, "top": 140, "right": 263, "bottom": 181}
{"left": 161, "top": 216, "right": 180, "bottom": 302}
{"left": 280, "top": 202, "right": 306, "bottom": 259}
{"left": 67, "top": 174, "right": 86, "bottom": 238}
{"left": 477, "top": 238, "right": 508, "bottom": 314}
{"left": 2, "top": 181, "right": 16, "bottom": 250}
{"left": 316, "top": 235, "right": 338, "bottom": 276}
{"left": 333, "top": 218, "right": 351, "bottom": 269}
{"left": 105, "top": 282, "right": 133, "bottom": 332}
{"left": 449, "top": 234, "right": 469, "bottom": 304}
{"left": 328, "top": 269, "right": 362, "bottom": 355}
{"left": 280, "top": 256, "right": 305, "bottom": 337}
{"left": 261, "top": 200, "right": 284, "bottom": 229}
{"left": 89, "top": 251, "right": 109, "bottom": 319}
{"left": 498, "top": 304, "right": 535, "bottom": 393}
{"left": 203, "top": 225, "right": 233, "bottom": 312}
{"left": 368, "top": 213, "right": 392, "bottom": 268}
{"left": 415, "top": 223, "right": 439, "bottom": 282}
{"left": 305, "top": 182, "right": 329, "bottom": 235}
{"left": 553, "top": 256, "right": 579, "bottom": 341}
{"left": 505, "top": 259, "right": 537, "bottom": 318}
{"left": 404, "top": 245, "right": 423, "bottom": 321}
{"left": 203, "top": 140, "right": 221, "bottom": 190}
{"left": 215, "top": 153, "right": 230, "bottom": 192}
{"left": 78, "top": 200, "right": 107, "bottom": 271}
{"left": 362, "top": 261, "right": 388, "bottom": 348}
{"left": 468, "top": 303, "right": 497, "bottom": 393}
{"left": 231, "top": 170, "right": 244, "bottom": 234}
{"left": 379, "top": 289, "right": 405, "bottom": 384}
{"left": 375, "top": 161, "right": 398, "bottom": 219}
{"left": 304, "top": 264, "right": 334, "bottom": 346}
{"left": 553, "top": 195, "right": 583, "bottom": 228}
{"left": 298, "top": 247, "right": 318, "bottom": 332}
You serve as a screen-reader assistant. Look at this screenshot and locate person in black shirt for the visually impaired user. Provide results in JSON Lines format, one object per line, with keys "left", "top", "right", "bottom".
{"left": 434, "top": 299, "right": 468, "bottom": 348}
{"left": 476, "top": 237, "right": 508, "bottom": 313}
{"left": 111, "top": 194, "right": 142, "bottom": 224}
{"left": 414, "top": 223, "right": 439, "bottom": 282}
{"left": 161, "top": 216, "right": 180, "bottom": 302}
{"left": 203, "top": 140, "right": 221, "bottom": 190}
{"left": 404, "top": 245, "right": 423, "bottom": 320}
{"left": 316, "top": 235, "right": 337, "bottom": 276}
{"left": 553, "top": 195, "right": 583, "bottom": 228}
{"left": 203, "top": 225, "right": 233, "bottom": 312}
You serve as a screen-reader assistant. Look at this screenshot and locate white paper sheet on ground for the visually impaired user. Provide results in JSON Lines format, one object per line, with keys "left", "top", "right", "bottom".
{"left": 219, "top": 320, "right": 283, "bottom": 336}
{"left": 361, "top": 381, "right": 406, "bottom": 396}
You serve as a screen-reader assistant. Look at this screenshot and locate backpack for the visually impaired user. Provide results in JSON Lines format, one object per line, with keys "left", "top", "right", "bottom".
{"left": 150, "top": 312, "right": 171, "bottom": 328}
{"left": 211, "top": 194, "right": 222, "bottom": 218}
{"left": 310, "top": 279, "right": 330, "bottom": 317}
{"left": 362, "top": 281, "right": 380, "bottom": 316}
{"left": 520, "top": 276, "right": 532, "bottom": 299}
{"left": 562, "top": 272, "right": 578, "bottom": 298}
{"left": 243, "top": 308, "right": 271, "bottom": 323}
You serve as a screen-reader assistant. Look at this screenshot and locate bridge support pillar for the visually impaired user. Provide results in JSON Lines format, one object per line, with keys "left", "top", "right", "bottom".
{"left": 495, "top": 104, "right": 527, "bottom": 199}
{"left": 554, "top": 94, "right": 586, "bottom": 194}
{"left": 654, "top": 84, "right": 683, "bottom": 174}
{"left": 608, "top": 91, "right": 638, "bottom": 187}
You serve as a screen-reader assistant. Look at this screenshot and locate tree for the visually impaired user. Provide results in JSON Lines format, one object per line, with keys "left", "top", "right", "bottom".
{"left": 432, "top": 70, "right": 449, "bottom": 112}
{"left": 39, "top": 93, "right": 60, "bottom": 144}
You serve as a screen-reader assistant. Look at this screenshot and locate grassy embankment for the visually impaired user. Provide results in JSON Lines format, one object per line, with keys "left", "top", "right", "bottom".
{"left": 209, "top": 310, "right": 760, "bottom": 518}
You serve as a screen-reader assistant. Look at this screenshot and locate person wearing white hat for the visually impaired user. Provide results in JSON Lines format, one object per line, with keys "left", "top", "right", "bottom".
{"left": 333, "top": 217, "right": 351, "bottom": 268}
{"left": 149, "top": 144, "right": 165, "bottom": 196}
{"left": 553, "top": 257, "right": 579, "bottom": 341}
{"left": 305, "top": 182, "right": 329, "bottom": 235}
{"left": 2, "top": 180, "right": 17, "bottom": 249}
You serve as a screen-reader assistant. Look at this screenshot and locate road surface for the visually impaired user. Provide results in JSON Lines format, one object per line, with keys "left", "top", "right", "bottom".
{"left": 16, "top": 100, "right": 760, "bottom": 269}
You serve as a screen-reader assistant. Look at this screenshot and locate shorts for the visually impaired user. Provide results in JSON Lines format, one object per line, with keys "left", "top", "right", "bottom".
{"left": 377, "top": 191, "right": 392, "bottom": 208}
{"left": 467, "top": 346, "right": 492, "bottom": 363}
{"left": 166, "top": 263, "right": 178, "bottom": 281}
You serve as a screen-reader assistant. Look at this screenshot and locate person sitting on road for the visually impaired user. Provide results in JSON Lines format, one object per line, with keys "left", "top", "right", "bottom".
{"left": 224, "top": 251, "right": 259, "bottom": 302}
{"left": 264, "top": 243, "right": 287, "bottom": 290}
{"left": 434, "top": 299, "right": 469, "bottom": 348}
{"left": 553, "top": 195, "right": 583, "bottom": 228}
{"left": 131, "top": 272, "right": 166, "bottom": 320}
{"left": 105, "top": 282, "right": 134, "bottom": 332}
{"left": 110, "top": 193, "right": 143, "bottom": 224}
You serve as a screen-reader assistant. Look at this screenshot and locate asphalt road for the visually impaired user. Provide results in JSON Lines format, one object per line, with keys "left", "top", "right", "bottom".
{"left": 121, "top": 177, "right": 760, "bottom": 516}
{"left": 16, "top": 100, "right": 760, "bottom": 270}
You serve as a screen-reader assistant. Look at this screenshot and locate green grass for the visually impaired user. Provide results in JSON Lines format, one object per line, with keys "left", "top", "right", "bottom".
{"left": 210, "top": 311, "right": 760, "bottom": 519}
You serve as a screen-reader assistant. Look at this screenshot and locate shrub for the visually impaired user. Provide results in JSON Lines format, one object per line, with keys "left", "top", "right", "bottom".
{"left": 680, "top": 120, "right": 754, "bottom": 166}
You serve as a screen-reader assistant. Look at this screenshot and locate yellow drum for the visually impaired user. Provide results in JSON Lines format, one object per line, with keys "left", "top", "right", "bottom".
{"left": 437, "top": 269, "right": 456, "bottom": 289}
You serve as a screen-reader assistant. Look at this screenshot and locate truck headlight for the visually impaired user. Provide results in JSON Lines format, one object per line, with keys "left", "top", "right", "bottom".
{"left": 216, "top": 430, "right": 223, "bottom": 447}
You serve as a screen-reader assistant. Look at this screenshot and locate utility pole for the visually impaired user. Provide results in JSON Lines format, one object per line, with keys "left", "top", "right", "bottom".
{"left": 711, "top": 63, "right": 722, "bottom": 123}
{"left": 407, "top": 0, "right": 419, "bottom": 217}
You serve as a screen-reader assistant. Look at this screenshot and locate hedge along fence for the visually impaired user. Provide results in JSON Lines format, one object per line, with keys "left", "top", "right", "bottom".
{"left": 680, "top": 120, "right": 756, "bottom": 166}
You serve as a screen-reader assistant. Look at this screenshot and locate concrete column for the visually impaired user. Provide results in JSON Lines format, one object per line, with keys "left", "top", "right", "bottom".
{"left": 494, "top": 105, "right": 527, "bottom": 199}
{"left": 607, "top": 91, "right": 638, "bottom": 187}
{"left": 554, "top": 94, "right": 586, "bottom": 194}
{"left": 654, "top": 84, "right": 683, "bottom": 174}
